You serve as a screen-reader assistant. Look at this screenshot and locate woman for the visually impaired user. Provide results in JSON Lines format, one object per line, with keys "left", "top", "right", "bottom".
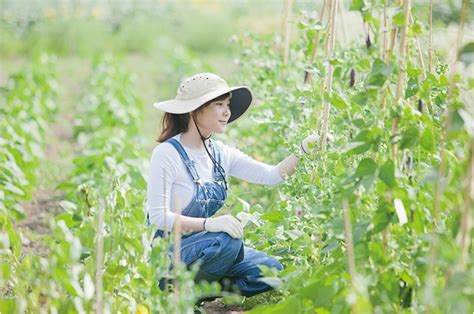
{"left": 147, "top": 73, "right": 317, "bottom": 297}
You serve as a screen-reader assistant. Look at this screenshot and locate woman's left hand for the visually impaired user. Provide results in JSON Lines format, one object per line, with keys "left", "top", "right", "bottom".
{"left": 300, "top": 131, "right": 320, "bottom": 154}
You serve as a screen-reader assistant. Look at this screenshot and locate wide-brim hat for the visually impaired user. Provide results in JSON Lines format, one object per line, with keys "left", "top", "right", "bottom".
{"left": 153, "top": 73, "right": 253, "bottom": 123}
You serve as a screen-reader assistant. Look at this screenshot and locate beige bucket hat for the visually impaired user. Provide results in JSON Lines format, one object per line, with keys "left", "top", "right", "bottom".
{"left": 153, "top": 73, "right": 253, "bottom": 123}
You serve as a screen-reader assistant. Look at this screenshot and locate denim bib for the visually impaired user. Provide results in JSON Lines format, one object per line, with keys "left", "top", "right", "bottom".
{"left": 154, "top": 138, "right": 227, "bottom": 239}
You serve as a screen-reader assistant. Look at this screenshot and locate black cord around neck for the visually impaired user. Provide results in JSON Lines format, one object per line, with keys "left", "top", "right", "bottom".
{"left": 192, "top": 116, "right": 228, "bottom": 191}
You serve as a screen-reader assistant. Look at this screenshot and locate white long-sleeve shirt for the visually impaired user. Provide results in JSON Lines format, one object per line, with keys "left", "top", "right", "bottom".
{"left": 146, "top": 133, "right": 284, "bottom": 230}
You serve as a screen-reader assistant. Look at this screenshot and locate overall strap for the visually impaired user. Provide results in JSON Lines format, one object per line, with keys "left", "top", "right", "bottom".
{"left": 209, "top": 140, "right": 225, "bottom": 179}
{"left": 166, "top": 138, "right": 201, "bottom": 183}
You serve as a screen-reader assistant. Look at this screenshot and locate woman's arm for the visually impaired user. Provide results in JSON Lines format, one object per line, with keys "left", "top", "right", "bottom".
{"left": 277, "top": 154, "right": 299, "bottom": 179}
{"left": 174, "top": 215, "right": 206, "bottom": 232}
{"left": 173, "top": 214, "right": 243, "bottom": 239}
{"left": 277, "top": 132, "right": 320, "bottom": 178}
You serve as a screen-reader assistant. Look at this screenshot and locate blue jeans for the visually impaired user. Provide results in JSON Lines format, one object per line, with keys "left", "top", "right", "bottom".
{"left": 175, "top": 231, "right": 283, "bottom": 297}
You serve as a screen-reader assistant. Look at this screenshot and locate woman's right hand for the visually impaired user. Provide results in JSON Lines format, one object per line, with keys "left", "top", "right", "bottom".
{"left": 204, "top": 215, "right": 243, "bottom": 239}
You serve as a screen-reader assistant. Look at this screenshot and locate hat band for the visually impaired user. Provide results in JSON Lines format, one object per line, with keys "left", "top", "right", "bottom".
{"left": 175, "top": 85, "right": 229, "bottom": 101}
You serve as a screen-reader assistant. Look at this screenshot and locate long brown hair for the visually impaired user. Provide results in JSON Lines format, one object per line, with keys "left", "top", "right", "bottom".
{"left": 156, "top": 92, "right": 231, "bottom": 143}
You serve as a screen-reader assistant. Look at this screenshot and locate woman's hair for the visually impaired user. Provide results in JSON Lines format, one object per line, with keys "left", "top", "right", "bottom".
{"left": 156, "top": 92, "right": 231, "bottom": 143}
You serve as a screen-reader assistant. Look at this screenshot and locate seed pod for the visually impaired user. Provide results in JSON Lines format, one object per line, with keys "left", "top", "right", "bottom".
{"left": 303, "top": 71, "right": 309, "bottom": 84}
{"left": 417, "top": 99, "right": 423, "bottom": 113}
{"left": 366, "top": 33, "right": 372, "bottom": 49}
{"left": 349, "top": 68, "right": 356, "bottom": 87}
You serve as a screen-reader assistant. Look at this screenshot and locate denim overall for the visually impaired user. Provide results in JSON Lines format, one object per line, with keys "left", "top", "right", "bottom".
{"left": 154, "top": 137, "right": 283, "bottom": 297}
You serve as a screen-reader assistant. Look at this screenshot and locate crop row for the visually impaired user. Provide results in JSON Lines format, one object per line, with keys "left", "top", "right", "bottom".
{"left": 0, "top": 55, "right": 58, "bottom": 220}
{"left": 1, "top": 58, "right": 204, "bottom": 313}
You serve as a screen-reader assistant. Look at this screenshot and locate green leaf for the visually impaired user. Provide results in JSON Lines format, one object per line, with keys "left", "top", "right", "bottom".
{"left": 355, "top": 158, "right": 378, "bottom": 178}
{"left": 405, "top": 77, "right": 419, "bottom": 98}
{"left": 299, "top": 279, "right": 338, "bottom": 307}
{"left": 420, "top": 129, "right": 435, "bottom": 151}
{"left": 460, "top": 42, "right": 474, "bottom": 66}
{"left": 367, "top": 58, "right": 394, "bottom": 88}
{"left": 399, "top": 126, "right": 419, "bottom": 149}
{"left": 321, "top": 240, "right": 339, "bottom": 254}
{"left": 3, "top": 182, "right": 25, "bottom": 196}
{"left": 261, "top": 210, "right": 286, "bottom": 222}
{"left": 350, "top": 0, "right": 364, "bottom": 11}
{"left": 393, "top": 10, "right": 406, "bottom": 27}
{"left": 372, "top": 202, "right": 392, "bottom": 233}
{"left": 342, "top": 141, "right": 371, "bottom": 155}
{"left": 379, "top": 159, "right": 396, "bottom": 188}
{"left": 55, "top": 213, "right": 76, "bottom": 228}
{"left": 329, "top": 93, "right": 349, "bottom": 110}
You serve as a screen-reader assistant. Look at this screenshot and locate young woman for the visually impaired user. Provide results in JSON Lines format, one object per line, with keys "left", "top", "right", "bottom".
{"left": 147, "top": 73, "right": 317, "bottom": 297}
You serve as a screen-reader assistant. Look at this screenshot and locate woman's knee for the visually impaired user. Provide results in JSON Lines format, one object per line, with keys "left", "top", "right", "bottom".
{"left": 196, "top": 232, "right": 243, "bottom": 277}
{"left": 216, "top": 232, "right": 243, "bottom": 259}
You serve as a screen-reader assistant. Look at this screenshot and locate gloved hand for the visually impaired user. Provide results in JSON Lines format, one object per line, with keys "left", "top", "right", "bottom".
{"left": 204, "top": 215, "right": 243, "bottom": 239}
{"left": 300, "top": 131, "right": 320, "bottom": 154}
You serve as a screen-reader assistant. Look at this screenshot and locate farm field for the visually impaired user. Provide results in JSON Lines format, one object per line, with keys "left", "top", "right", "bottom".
{"left": 1, "top": 0, "right": 473, "bottom": 313}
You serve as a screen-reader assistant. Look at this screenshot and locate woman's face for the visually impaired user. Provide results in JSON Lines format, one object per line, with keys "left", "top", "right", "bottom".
{"left": 193, "top": 96, "right": 231, "bottom": 135}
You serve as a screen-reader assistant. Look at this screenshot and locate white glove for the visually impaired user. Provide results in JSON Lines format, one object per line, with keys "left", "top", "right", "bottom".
{"left": 300, "top": 131, "right": 320, "bottom": 154}
{"left": 204, "top": 215, "right": 243, "bottom": 239}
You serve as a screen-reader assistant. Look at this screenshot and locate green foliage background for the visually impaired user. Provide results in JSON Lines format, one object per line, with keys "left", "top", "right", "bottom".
{"left": 0, "top": 0, "right": 473, "bottom": 313}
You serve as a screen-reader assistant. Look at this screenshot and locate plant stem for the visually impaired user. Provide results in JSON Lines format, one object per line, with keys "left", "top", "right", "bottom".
{"left": 304, "top": 0, "right": 327, "bottom": 85}
{"left": 459, "top": 139, "right": 473, "bottom": 271}
{"left": 283, "top": 0, "right": 293, "bottom": 65}
{"left": 427, "top": 1, "right": 468, "bottom": 310}
{"left": 338, "top": 0, "right": 347, "bottom": 47}
{"left": 387, "top": 0, "right": 402, "bottom": 61}
{"left": 382, "top": 1, "right": 388, "bottom": 62}
{"left": 321, "top": 0, "right": 338, "bottom": 152}
{"left": 433, "top": 0, "right": 468, "bottom": 229}
{"left": 395, "top": 0, "right": 411, "bottom": 101}
{"left": 410, "top": 14, "right": 426, "bottom": 79}
{"left": 342, "top": 199, "right": 356, "bottom": 278}
{"left": 428, "top": 0, "right": 433, "bottom": 73}
{"left": 95, "top": 199, "right": 105, "bottom": 314}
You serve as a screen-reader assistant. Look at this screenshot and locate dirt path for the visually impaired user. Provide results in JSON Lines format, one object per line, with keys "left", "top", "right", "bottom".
{"left": 199, "top": 299, "right": 246, "bottom": 314}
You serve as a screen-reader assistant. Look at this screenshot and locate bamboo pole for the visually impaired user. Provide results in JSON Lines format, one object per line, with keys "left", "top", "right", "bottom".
{"left": 316, "top": 0, "right": 332, "bottom": 132}
{"left": 338, "top": 0, "right": 347, "bottom": 47}
{"left": 304, "top": 0, "right": 327, "bottom": 85}
{"left": 321, "top": 0, "right": 338, "bottom": 152}
{"left": 283, "top": 0, "right": 294, "bottom": 65}
{"left": 395, "top": 0, "right": 411, "bottom": 101}
{"left": 426, "top": 1, "right": 469, "bottom": 309}
{"left": 426, "top": 0, "right": 434, "bottom": 114}
{"left": 410, "top": 14, "right": 426, "bottom": 79}
{"left": 380, "top": 1, "right": 394, "bottom": 110}
{"left": 95, "top": 200, "right": 105, "bottom": 314}
{"left": 428, "top": 0, "right": 433, "bottom": 73}
{"left": 387, "top": 0, "right": 402, "bottom": 61}
{"left": 391, "top": 0, "right": 411, "bottom": 163}
{"left": 433, "top": 0, "right": 468, "bottom": 225}
{"left": 382, "top": 1, "right": 388, "bottom": 62}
